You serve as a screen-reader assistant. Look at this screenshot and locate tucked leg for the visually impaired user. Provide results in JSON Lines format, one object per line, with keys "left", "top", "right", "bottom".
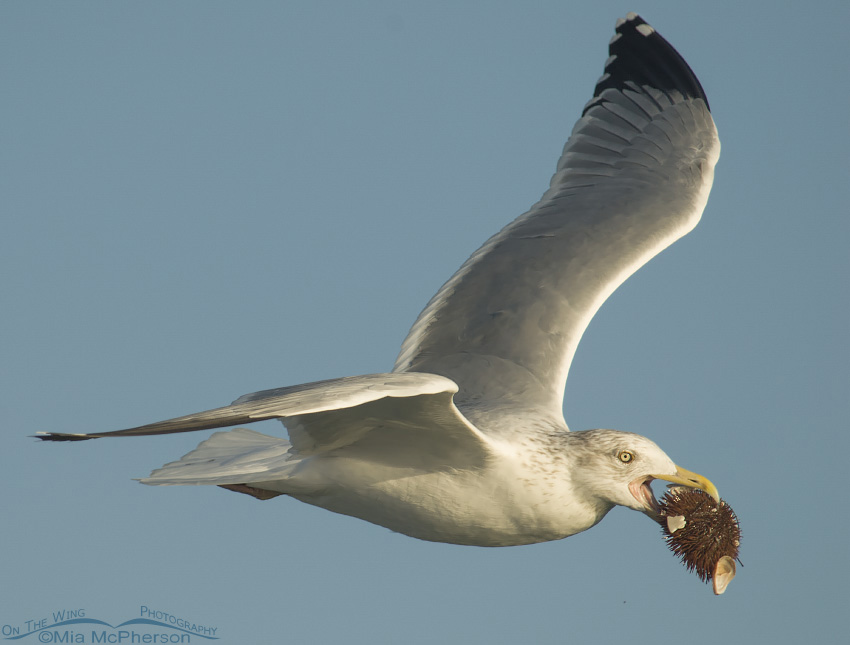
{"left": 218, "top": 483, "right": 283, "bottom": 500}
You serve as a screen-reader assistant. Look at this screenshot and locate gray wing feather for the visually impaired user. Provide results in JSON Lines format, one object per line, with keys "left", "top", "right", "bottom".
{"left": 393, "top": 15, "right": 719, "bottom": 428}
{"left": 35, "top": 373, "right": 461, "bottom": 441}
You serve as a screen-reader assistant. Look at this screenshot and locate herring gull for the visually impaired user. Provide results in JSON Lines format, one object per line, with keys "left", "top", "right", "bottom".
{"left": 38, "top": 14, "right": 722, "bottom": 550}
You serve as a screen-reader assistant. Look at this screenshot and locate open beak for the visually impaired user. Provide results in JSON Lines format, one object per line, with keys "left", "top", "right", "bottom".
{"left": 630, "top": 465, "right": 719, "bottom": 518}
{"left": 652, "top": 465, "right": 719, "bottom": 502}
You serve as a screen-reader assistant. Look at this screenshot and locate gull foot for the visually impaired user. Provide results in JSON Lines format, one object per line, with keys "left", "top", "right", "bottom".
{"left": 218, "top": 483, "right": 282, "bottom": 500}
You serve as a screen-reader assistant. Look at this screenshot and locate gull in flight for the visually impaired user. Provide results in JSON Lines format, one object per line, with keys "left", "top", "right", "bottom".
{"left": 40, "top": 14, "right": 721, "bottom": 548}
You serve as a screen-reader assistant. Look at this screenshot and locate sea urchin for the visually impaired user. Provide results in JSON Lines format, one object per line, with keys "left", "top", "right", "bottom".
{"left": 659, "top": 487, "right": 741, "bottom": 594}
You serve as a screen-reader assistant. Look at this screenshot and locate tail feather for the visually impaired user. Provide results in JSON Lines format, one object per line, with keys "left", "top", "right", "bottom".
{"left": 140, "top": 427, "right": 298, "bottom": 486}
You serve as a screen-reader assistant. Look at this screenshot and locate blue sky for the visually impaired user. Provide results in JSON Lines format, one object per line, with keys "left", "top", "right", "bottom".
{"left": 2, "top": 1, "right": 847, "bottom": 643}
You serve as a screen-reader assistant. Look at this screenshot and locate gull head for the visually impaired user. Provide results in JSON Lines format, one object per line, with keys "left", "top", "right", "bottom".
{"left": 568, "top": 429, "right": 718, "bottom": 519}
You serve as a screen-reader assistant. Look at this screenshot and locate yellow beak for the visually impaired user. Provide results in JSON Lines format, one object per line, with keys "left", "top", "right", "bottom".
{"left": 651, "top": 465, "right": 719, "bottom": 502}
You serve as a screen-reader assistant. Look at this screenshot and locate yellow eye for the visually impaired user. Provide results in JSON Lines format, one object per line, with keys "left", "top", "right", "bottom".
{"left": 618, "top": 450, "right": 634, "bottom": 464}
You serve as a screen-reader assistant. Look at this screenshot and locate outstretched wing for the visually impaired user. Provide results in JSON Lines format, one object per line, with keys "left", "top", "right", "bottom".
{"left": 394, "top": 14, "right": 720, "bottom": 427}
{"left": 139, "top": 377, "right": 496, "bottom": 486}
{"left": 36, "top": 372, "right": 487, "bottom": 460}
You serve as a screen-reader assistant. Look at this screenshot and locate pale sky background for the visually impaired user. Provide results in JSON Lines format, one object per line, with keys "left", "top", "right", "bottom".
{"left": 2, "top": 1, "right": 848, "bottom": 644}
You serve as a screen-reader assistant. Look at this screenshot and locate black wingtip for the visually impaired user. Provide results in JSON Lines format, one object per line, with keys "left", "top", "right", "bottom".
{"left": 34, "top": 432, "right": 99, "bottom": 442}
{"left": 585, "top": 13, "right": 710, "bottom": 114}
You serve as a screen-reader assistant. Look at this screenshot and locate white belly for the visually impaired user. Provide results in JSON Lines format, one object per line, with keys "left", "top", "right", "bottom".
{"left": 254, "top": 455, "right": 610, "bottom": 547}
